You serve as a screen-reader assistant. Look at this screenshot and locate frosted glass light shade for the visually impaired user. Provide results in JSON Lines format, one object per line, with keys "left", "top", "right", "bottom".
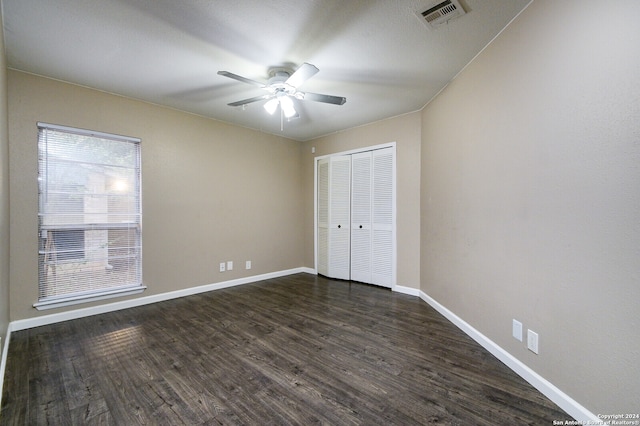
{"left": 264, "top": 98, "right": 279, "bottom": 115}
{"left": 279, "top": 96, "right": 296, "bottom": 118}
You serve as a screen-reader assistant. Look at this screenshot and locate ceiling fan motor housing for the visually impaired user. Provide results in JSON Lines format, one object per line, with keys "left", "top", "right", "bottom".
{"left": 268, "top": 67, "right": 293, "bottom": 79}
{"left": 268, "top": 70, "right": 297, "bottom": 96}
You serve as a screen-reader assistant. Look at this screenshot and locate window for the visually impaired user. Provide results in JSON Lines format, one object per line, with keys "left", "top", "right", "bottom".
{"left": 36, "top": 123, "right": 144, "bottom": 309}
{"left": 49, "top": 230, "right": 85, "bottom": 261}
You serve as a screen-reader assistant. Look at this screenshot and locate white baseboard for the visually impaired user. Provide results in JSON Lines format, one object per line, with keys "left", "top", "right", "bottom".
{"left": 10, "top": 267, "right": 310, "bottom": 332}
{"left": 393, "top": 284, "right": 420, "bottom": 297}
{"left": 419, "top": 290, "right": 599, "bottom": 423}
{"left": 299, "top": 267, "right": 316, "bottom": 275}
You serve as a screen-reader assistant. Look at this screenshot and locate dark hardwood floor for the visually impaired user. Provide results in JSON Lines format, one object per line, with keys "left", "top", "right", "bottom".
{"left": 1, "top": 273, "right": 572, "bottom": 425}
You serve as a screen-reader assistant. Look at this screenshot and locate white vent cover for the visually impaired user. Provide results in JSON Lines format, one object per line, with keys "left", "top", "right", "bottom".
{"left": 417, "top": 0, "right": 466, "bottom": 30}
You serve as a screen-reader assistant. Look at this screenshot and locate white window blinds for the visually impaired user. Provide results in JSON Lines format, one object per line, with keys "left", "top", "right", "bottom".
{"left": 37, "top": 123, "right": 143, "bottom": 308}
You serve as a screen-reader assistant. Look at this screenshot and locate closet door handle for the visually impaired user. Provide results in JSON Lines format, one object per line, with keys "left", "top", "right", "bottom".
{"left": 338, "top": 225, "right": 341, "bottom": 229}
{"left": 359, "top": 225, "right": 363, "bottom": 229}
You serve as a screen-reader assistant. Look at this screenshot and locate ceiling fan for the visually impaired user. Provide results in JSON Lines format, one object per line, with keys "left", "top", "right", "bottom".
{"left": 217, "top": 63, "right": 346, "bottom": 128}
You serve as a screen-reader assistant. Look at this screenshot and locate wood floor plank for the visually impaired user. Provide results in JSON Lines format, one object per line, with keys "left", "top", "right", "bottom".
{"left": 1, "top": 273, "right": 573, "bottom": 425}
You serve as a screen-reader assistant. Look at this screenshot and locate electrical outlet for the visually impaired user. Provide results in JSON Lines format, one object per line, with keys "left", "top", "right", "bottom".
{"left": 227, "top": 261, "right": 233, "bottom": 271}
{"left": 219, "top": 262, "right": 225, "bottom": 272}
{"left": 245, "top": 260, "right": 252, "bottom": 270}
{"left": 527, "top": 329, "right": 539, "bottom": 354}
{"left": 512, "top": 319, "right": 523, "bottom": 342}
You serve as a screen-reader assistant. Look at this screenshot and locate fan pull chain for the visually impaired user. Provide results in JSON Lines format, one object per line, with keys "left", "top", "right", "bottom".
{"left": 280, "top": 105, "right": 284, "bottom": 131}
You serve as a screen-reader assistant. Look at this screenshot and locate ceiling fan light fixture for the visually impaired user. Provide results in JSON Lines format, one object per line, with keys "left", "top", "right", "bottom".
{"left": 264, "top": 98, "right": 279, "bottom": 115}
{"left": 279, "top": 95, "right": 297, "bottom": 118}
{"left": 219, "top": 62, "right": 345, "bottom": 125}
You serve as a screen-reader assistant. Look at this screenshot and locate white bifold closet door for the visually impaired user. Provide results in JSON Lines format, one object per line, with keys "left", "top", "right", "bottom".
{"left": 351, "top": 148, "right": 394, "bottom": 287}
{"left": 350, "top": 151, "right": 372, "bottom": 283}
{"left": 317, "top": 155, "right": 351, "bottom": 280}
{"left": 370, "top": 147, "right": 394, "bottom": 287}
{"left": 318, "top": 146, "right": 395, "bottom": 288}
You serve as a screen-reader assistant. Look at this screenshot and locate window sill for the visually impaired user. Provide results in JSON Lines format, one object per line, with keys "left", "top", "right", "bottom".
{"left": 33, "top": 285, "right": 147, "bottom": 311}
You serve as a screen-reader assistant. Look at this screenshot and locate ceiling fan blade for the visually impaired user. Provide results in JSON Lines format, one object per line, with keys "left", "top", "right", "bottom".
{"left": 217, "top": 71, "right": 266, "bottom": 88}
{"left": 302, "top": 92, "right": 347, "bottom": 105}
{"left": 285, "top": 63, "right": 319, "bottom": 88}
{"left": 227, "top": 94, "right": 272, "bottom": 107}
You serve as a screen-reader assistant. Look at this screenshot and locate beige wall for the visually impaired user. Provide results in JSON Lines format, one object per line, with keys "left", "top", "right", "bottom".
{"left": 5, "top": 0, "right": 639, "bottom": 415}
{"left": 302, "top": 112, "right": 422, "bottom": 289}
{"left": 421, "top": 0, "right": 640, "bottom": 414}
{"left": 0, "top": 7, "right": 10, "bottom": 343}
{"left": 8, "top": 70, "right": 305, "bottom": 321}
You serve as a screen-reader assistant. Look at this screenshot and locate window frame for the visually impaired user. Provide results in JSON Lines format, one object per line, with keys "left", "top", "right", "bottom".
{"left": 34, "top": 122, "right": 145, "bottom": 310}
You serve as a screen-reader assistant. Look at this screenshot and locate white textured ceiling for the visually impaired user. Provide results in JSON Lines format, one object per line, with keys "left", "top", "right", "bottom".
{"left": 2, "top": 0, "right": 529, "bottom": 141}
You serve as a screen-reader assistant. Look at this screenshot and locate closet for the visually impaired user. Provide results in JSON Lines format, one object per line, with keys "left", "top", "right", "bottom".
{"left": 317, "top": 145, "right": 395, "bottom": 288}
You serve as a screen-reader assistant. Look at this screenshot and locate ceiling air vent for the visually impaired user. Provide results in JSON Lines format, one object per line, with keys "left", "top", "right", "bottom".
{"left": 417, "top": 0, "right": 466, "bottom": 30}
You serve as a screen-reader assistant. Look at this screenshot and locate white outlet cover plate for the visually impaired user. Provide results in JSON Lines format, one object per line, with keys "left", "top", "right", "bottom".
{"left": 512, "top": 319, "right": 523, "bottom": 341}
{"left": 527, "top": 329, "right": 539, "bottom": 354}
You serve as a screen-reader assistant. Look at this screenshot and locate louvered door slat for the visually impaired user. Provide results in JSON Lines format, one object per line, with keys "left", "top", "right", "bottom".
{"left": 328, "top": 155, "right": 351, "bottom": 280}
{"left": 371, "top": 147, "right": 395, "bottom": 288}
{"left": 317, "top": 159, "right": 329, "bottom": 276}
{"left": 350, "top": 151, "right": 372, "bottom": 283}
